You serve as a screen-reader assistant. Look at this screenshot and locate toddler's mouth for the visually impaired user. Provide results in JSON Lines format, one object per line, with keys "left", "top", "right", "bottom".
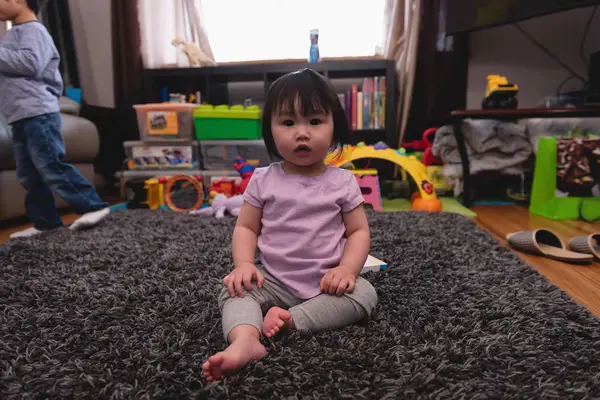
{"left": 294, "top": 145, "right": 311, "bottom": 154}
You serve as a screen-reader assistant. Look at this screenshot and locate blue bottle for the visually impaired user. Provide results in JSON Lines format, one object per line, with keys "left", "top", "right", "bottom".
{"left": 309, "top": 29, "right": 320, "bottom": 63}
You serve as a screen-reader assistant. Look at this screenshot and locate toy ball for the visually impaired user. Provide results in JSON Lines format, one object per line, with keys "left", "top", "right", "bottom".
{"left": 373, "top": 141, "right": 389, "bottom": 150}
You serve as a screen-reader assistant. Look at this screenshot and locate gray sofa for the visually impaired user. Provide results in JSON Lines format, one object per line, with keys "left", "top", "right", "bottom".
{"left": 0, "top": 97, "right": 101, "bottom": 220}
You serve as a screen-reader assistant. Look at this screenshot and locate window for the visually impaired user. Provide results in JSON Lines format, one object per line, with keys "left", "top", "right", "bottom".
{"left": 200, "top": 0, "right": 386, "bottom": 63}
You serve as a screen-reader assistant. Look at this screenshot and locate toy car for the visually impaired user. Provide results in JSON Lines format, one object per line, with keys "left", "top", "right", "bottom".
{"left": 482, "top": 75, "right": 518, "bottom": 109}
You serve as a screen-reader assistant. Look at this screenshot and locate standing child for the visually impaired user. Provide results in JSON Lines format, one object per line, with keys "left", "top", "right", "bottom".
{"left": 203, "top": 69, "right": 378, "bottom": 381}
{"left": 0, "top": 0, "right": 110, "bottom": 238}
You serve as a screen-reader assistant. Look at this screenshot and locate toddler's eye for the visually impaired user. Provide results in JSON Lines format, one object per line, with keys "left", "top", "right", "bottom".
{"left": 310, "top": 119, "right": 322, "bottom": 125}
{"left": 283, "top": 120, "right": 294, "bottom": 127}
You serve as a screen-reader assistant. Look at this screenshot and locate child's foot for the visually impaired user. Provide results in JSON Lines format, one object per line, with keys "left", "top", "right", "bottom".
{"left": 263, "top": 307, "right": 293, "bottom": 338}
{"left": 9, "top": 227, "right": 42, "bottom": 239}
{"left": 69, "top": 208, "right": 110, "bottom": 231}
{"left": 202, "top": 335, "right": 267, "bottom": 381}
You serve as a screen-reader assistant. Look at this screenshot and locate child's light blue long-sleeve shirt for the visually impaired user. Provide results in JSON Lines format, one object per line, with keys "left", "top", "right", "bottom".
{"left": 0, "top": 21, "right": 63, "bottom": 124}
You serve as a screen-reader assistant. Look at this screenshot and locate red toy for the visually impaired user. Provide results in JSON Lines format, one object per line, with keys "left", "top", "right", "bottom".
{"left": 403, "top": 127, "right": 442, "bottom": 166}
{"left": 208, "top": 157, "right": 256, "bottom": 200}
{"left": 233, "top": 156, "right": 255, "bottom": 194}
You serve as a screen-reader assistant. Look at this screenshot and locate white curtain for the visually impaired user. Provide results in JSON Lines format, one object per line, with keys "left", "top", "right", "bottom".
{"left": 384, "top": 0, "right": 421, "bottom": 146}
{"left": 138, "top": 0, "right": 215, "bottom": 68}
{"left": 201, "top": 0, "right": 386, "bottom": 63}
{"left": 138, "top": 0, "right": 386, "bottom": 66}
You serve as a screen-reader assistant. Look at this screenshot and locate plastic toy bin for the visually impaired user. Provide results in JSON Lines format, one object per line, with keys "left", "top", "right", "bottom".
{"left": 200, "top": 140, "right": 271, "bottom": 170}
{"left": 134, "top": 103, "right": 199, "bottom": 140}
{"left": 194, "top": 105, "right": 262, "bottom": 140}
{"left": 124, "top": 140, "right": 201, "bottom": 170}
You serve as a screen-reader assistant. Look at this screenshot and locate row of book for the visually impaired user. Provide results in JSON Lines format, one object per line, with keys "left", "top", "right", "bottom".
{"left": 338, "top": 76, "right": 386, "bottom": 131}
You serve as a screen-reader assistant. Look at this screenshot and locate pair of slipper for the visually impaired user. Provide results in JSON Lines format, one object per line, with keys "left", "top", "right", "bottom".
{"left": 506, "top": 229, "right": 600, "bottom": 264}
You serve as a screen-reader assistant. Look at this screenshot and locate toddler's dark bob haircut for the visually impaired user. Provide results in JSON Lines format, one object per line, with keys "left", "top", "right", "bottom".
{"left": 261, "top": 68, "right": 350, "bottom": 160}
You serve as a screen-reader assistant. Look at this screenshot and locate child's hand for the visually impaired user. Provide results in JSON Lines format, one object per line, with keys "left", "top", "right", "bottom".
{"left": 320, "top": 266, "right": 356, "bottom": 296}
{"left": 224, "top": 263, "right": 265, "bottom": 298}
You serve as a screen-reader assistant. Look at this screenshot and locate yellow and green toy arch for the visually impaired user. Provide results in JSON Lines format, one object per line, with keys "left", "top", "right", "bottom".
{"left": 325, "top": 143, "right": 443, "bottom": 212}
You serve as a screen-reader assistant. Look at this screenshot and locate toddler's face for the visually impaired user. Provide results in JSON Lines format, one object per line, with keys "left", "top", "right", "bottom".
{"left": 271, "top": 104, "right": 334, "bottom": 168}
{"left": 0, "top": 0, "right": 21, "bottom": 21}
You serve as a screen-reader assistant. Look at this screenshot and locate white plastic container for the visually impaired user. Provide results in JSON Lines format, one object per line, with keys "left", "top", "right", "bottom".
{"left": 200, "top": 140, "right": 272, "bottom": 170}
{"left": 133, "top": 103, "right": 199, "bottom": 140}
{"left": 124, "top": 140, "right": 201, "bottom": 170}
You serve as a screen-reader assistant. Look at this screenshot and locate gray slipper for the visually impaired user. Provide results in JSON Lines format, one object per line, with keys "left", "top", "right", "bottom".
{"left": 506, "top": 229, "right": 594, "bottom": 264}
{"left": 568, "top": 233, "right": 600, "bottom": 261}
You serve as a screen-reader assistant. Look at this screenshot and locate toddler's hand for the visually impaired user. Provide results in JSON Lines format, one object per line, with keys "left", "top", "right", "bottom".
{"left": 224, "top": 263, "right": 265, "bottom": 298}
{"left": 320, "top": 266, "right": 356, "bottom": 296}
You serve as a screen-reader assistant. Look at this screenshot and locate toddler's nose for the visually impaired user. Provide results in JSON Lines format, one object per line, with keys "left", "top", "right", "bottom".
{"left": 295, "top": 128, "right": 310, "bottom": 141}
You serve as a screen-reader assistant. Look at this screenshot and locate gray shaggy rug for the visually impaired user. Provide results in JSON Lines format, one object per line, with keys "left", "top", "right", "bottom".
{"left": 1, "top": 210, "right": 600, "bottom": 399}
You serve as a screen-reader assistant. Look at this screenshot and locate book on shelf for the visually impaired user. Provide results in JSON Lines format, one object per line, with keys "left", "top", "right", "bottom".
{"left": 337, "top": 76, "right": 386, "bottom": 131}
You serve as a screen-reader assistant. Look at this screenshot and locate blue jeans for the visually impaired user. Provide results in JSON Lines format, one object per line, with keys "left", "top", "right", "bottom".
{"left": 11, "top": 112, "right": 108, "bottom": 230}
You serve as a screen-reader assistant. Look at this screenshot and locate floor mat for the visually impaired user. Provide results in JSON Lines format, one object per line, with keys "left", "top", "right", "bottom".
{"left": 1, "top": 210, "right": 599, "bottom": 399}
{"left": 382, "top": 197, "right": 476, "bottom": 217}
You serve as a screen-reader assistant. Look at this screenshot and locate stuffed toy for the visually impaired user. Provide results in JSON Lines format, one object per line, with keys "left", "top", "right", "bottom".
{"left": 172, "top": 37, "right": 217, "bottom": 67}
{"left": 190, "top": 194, "right": 243, "bottom": 219}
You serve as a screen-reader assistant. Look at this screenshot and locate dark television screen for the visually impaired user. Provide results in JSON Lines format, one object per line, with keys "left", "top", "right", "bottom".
{"left": 443, "top": 0, "right": 600, "bottom": 35}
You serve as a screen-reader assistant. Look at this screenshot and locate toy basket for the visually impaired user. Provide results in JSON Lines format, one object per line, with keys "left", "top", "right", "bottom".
{"left": 124, "top": 140, "right": 201, "bottom": 170}
{"left": 134, "top": 103, "right": 199, "bottom": 140}
{"left": 200, "top": 140, "right": 271, "bottom": 170}
{"left": 194, "top": 105, "right": 262, "bottom": 140}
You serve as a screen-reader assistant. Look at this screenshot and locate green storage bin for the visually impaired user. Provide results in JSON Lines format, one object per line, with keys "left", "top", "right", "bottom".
{"left": 194, "top": 105, "right": 262, "bottom": 140}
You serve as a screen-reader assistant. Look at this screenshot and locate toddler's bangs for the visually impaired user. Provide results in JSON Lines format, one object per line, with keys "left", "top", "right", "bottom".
{"left": 270, "top": 72, "right": 334, "bottom": 118}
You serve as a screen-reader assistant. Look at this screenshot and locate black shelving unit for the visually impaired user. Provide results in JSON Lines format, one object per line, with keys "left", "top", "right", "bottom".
{"left": 142, "top": 59, "right": 398, "bottom": 177}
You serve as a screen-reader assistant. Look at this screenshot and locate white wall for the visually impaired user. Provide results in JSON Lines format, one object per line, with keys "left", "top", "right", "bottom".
{"left": 467, "top": 6, "right": 600, "bottom": 109}
{"left": 69, "top": 0, "right": 115, "bottom": 108}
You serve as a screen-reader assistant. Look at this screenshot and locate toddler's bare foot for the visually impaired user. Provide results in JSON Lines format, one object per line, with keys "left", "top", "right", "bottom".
{"left": 202, "top": 335, "right": 266, "bottom": 381}
{"left": 263, "top": 307, "right": 293, "bottom": 338}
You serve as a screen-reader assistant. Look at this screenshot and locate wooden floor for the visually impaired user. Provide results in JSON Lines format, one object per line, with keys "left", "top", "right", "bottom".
{"left": 0, "top": 213, "right": 80, "bottom": 242}
{"left": 1, "top": 205, "right": 599, "bottom": 316}
{"left": 473, "top": 205, "right": 600, "bottom": 317}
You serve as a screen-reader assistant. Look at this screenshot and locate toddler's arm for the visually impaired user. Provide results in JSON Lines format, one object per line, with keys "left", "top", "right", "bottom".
{"left": 339, "top": 205, "right": 370, "bottom": 276}
{"left": 225, "top": 201, "right": 264, "bottom": 296}
{"left": 232, "top": 201, "right": 262, "bottom": 269}
{"left": 0, "top": 28, "right": 54, "bottom": 77}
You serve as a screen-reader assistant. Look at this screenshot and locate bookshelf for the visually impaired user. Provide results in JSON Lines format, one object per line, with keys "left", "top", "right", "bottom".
{"left": 142, "top": 59, "right": 398, "bottom": 177}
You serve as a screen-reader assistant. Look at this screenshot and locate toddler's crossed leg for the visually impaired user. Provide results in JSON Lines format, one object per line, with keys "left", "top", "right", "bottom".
{"left": 287, "top": 278, "right": 377, "bottom": 332}
{"left": 218, "top": 268, "right": 302, "bottom": 340}
{"left": 219, "top": 266, "right": 378, "bottom": 340}
{"left": 204, "top": 267, "right": 377, "bottom": 381}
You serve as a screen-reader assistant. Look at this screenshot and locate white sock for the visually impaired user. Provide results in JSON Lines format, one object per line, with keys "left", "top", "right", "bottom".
{"left": 69, "top": 208, "right": 110, "bottom": 231}
{"left": 10, "top": 227, "right": 42, "bottom": 239}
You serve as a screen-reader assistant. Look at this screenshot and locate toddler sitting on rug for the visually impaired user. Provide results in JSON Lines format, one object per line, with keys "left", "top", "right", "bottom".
{"left": 203, "top": 69, "right": 378, "bottom": 381}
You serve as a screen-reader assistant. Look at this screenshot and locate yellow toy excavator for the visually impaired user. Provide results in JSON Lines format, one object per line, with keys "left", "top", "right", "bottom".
{"left": 482, "top": 75, "right": 518, "bottom": 109}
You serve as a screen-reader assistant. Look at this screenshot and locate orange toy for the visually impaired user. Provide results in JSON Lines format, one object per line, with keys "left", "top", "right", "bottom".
{"left": 209, "top": 179, "right": 237, "bottom": 198}
{"left": 164, "top": 175, "right": 204, "bottom": 212}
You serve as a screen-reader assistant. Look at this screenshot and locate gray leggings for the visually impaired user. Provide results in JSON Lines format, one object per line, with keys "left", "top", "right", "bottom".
{"left": 218, "top": 267, "right": 378, "bottom": 341}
